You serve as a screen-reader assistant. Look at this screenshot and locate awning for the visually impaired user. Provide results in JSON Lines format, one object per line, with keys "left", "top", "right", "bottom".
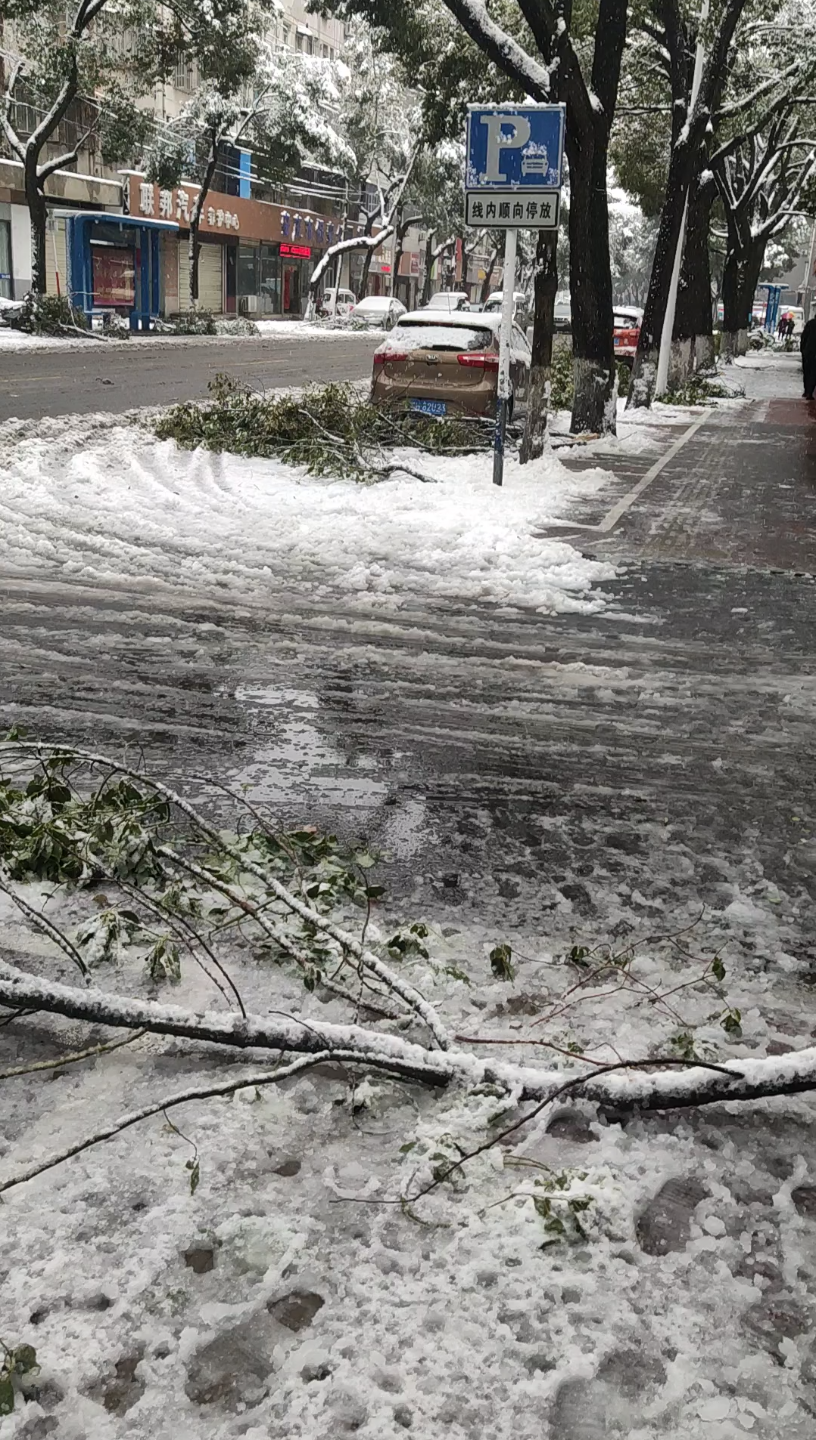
{"left": 51, "top": 210, "right": 179, "bottom": 232}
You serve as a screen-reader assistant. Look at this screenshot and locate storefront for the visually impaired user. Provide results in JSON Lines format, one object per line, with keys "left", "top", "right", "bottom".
{"left": 58, "top": 210, "right": 178, "bottom": 329}
{"left": 128, "top": 176, "right": 342, "bottom": 319}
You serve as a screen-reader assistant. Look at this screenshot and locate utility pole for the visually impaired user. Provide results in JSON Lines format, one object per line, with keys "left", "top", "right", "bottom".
{"left": 655, "top": 0, "right": 710, "bottom": 397}
{"left": 802, "top": 213, "right": 816, "bottom": 320}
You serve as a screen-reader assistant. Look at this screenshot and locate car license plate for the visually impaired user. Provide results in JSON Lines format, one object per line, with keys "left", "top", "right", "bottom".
{"left": 410, "top": 398, "right": 447, "bottom": 416}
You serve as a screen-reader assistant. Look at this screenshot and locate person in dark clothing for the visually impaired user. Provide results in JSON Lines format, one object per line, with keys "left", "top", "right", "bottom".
{"left": 800, "top": 316, "right": 816, "bottom": 398}
{"left": 786, "top": 315, "right": 796, "bottom": 338}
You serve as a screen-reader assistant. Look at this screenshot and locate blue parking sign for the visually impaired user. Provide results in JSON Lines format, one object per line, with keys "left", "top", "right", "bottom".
{"left": 466, "top": 104, "right": 565, "bottom": 191}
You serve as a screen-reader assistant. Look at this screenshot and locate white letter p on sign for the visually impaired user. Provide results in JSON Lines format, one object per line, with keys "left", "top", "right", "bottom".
{"left": 480, "top": 114, "right": 532, "bottom": 182}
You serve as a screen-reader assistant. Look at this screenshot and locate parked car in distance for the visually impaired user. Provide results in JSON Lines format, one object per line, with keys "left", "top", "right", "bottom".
{"left": 554, "top": 290, "right": 572, "bottom": 332}
{"left": 371, "top": 311, "right": 531, "bottom": 419}
{"left": 483, "top": 290, "right": 532, "bottom": 327}
{"left": 349, "top": 295, "right": 407, "bottom": 330}
{"left": 319, "top": 287, "right": 356, "bottom": 318}
{"left": 613, "top": 307, "right": 642, "bottom": 364}
{"left": 421, "top": 291, "right": 470, "bottom": 312}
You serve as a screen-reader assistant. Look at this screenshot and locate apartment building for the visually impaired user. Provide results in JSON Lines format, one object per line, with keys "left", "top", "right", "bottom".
{"left": 0, "top": 1, "right": 370, "bottom": 317}
{"left": 0, "top": 5, "right": 484, "bottom": 321}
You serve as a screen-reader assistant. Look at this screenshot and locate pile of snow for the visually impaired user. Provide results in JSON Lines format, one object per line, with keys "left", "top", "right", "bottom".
{"left": 0, "top": 327, "right": 104, "bottom": 352}
{"left": 256, "top": 319, "right": 377, "bottom": 341}
{"left": 377, "top": 322, "right": 494, "bottom": 355}
{"left": 0, "top": 417, "right": 615, "bottom": 613}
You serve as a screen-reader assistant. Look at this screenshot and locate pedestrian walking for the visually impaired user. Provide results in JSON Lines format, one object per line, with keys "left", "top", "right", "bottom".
{"left": 800, "top": 315, "right": 816, "bottom": 398}
{"left": 778, "top": 314, "right": 788, "bottom": 340}
{"left": 787, "top": 315, "right": 796, "bottom": 338}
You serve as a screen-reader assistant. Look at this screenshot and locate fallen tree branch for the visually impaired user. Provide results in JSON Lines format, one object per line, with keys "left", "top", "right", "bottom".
{"left": 0, "top": 741, "right": 448, "bottom": 1049}
{"left": 0, "top": 1051, "right": 332, "bottom": 1193}
{"left": 0, "top": 872, "right": 90, "bottom": 981}
{"left": 0, "top": 1029, "right": 146, "bottom": 1082}
{"left": 6, "top": 953, "right": 816, "bottom": 1123}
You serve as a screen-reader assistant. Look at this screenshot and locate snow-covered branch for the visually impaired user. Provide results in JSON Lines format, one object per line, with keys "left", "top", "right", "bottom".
{"left": 438, "top": 0, "right": 552, "bottom": 98}
{"left": 6, "top": 952, "right": 816, "bottom": 1202}
{"left": 0, "top": 740, "right": 449, "bottom": 1048}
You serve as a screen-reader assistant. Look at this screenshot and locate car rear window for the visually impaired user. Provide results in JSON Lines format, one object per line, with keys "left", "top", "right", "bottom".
{"left": 383, "top": 323, "right": 494, "bottom": 353}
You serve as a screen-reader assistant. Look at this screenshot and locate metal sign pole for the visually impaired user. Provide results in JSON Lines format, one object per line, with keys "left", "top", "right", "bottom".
{"left": 493, "top": 226, "right": 518, "bottom": 488}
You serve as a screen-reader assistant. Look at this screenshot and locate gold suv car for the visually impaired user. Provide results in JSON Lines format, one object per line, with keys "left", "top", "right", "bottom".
{"left": 371, "top": 311, "right": 531, "bottom": 419}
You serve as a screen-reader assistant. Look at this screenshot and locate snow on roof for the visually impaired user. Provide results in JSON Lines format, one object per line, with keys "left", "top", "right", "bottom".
{"left": 401, "top": 310, "right": 501, "bottom": 331}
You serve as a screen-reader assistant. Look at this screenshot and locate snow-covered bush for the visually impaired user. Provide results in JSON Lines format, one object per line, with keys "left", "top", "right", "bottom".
{"left": 214, "top": 316, "right": 260, "bottom": 337}
{"left": 9, "top": 293, "right": 88, "bottom": 337}
{"left": 165, "top": 311, "right": 218, "bottom": 336}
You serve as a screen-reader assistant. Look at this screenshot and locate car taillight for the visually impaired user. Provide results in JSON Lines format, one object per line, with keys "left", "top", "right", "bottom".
{"left": 457, "top": 351, "right": 499, "bottom": 368}
{"left": 373, "top": 351, "right": 408, "bottom": 364}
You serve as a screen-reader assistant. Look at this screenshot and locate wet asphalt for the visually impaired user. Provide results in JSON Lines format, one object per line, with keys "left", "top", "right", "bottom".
{"left": 0, "top": 331, "right": 380, "bottom": 421}
{"left": 0, "top": 353, "right": 813, "bottom": 965}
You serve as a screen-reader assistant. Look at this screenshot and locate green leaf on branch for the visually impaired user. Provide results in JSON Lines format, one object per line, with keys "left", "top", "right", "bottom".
{"left": 490, "top": 944, "right": 515, "bottom": 981}
{"left": 0, "top": 1376, "right": 14, "bottom": 1416}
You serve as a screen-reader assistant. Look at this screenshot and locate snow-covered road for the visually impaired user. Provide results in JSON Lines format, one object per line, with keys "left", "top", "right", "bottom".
{"left": 0, "top": 414, "right": 614, "bottom": 613}
{"left": 3, "top": 369, "right": 816, "bottom": 1440}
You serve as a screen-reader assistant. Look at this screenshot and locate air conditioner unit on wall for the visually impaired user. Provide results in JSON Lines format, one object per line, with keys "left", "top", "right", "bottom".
{"left": 240, "top": 294, "right": 259, "bottom": 314}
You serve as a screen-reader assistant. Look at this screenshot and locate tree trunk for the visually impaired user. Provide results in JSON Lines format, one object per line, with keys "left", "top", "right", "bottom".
{"left": 566, "top": 121, "right": 616, "bottom": 434}
{"left": 672, "top": 173, "right": 715, "bottom": 381}
{"left": 391, "top": 230, "right": 404, "bottom": 298}
{"left": 627, "top": 137, "right": 697, "bottom": 408}
{"left": 188, "top": 136, "right": 220, "bottom": 313}
{"left": 421, "top": 231, "right": 436, "bottom": 306}
{"left": 738, "top": 242, "right": 765, "bottom": 354}
{"left": 520, "top": 232, "right": 557, "bottom": 464}
{"left": 358, "top": 245, "right": 375, "bottom": 301}
{"left": 720, "top": 240, "right": 761, "bottom": 358}
{"left": 25, "top": 165, "right": 48, "bottom": 297}
{"left": 188, "top": 223, "right": 201, "bottom": 311}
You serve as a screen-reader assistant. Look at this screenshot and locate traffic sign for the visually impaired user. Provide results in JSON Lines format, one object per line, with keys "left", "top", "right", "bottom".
{"left": 464, "top": 104, "right": 565, "bottom": 489}
{"left": 464, "top": 191, "right": 559, "bottom": 229}
{"left": 466, "top": 104, "right": 565, "bottom": 195}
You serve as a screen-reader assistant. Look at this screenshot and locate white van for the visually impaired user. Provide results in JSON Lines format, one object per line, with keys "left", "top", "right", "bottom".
{"left": 483, "top": 290, "right": 531, "bottom": 327}
{"left": 554, "top": 291, "right": 571, "bottom": 332}
{"left": 320, "top": 288, "right": 356, "bottom": 318}
{"left": 422, "top": 291, "right": 470, "bottom": 312}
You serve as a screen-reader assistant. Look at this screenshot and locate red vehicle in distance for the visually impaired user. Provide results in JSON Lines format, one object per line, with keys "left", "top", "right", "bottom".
{"left": 613, "top": 307, "right": 643, "bottom": 365}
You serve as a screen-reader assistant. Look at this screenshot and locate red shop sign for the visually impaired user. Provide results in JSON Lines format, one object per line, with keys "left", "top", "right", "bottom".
{"left": 280, "top": 243, "right": 312, "bottom": 258}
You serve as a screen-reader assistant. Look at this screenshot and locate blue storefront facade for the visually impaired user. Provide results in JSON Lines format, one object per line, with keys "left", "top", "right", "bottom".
{"left": 57, "top": 210, "right": 178, "bottom": 329}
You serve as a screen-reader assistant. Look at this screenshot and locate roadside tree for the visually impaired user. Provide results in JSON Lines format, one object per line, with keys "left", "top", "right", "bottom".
{"left": 146, "top": 47, "right": 353, "bottom": 312}
{"left": 0, "top": 0, "right": 261, "bottom": 297}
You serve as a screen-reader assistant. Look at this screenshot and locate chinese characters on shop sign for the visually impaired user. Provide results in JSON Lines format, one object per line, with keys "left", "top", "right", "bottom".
{"left": 138, "top": 183, "right": 239, "bottom": 231}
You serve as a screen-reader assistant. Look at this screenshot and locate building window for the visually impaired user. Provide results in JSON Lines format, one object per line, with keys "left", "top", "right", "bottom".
{"left": 0, "top": 219, "right": 12, "bottom": 301}
{"left": 174, "top": 57, "right": 195, "bottom": 92}
{"left": 237, "top": 243, "right": 259, "bottom": 303}
{"left": 260, "top": 245, "right": 280, "bottom": 315}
